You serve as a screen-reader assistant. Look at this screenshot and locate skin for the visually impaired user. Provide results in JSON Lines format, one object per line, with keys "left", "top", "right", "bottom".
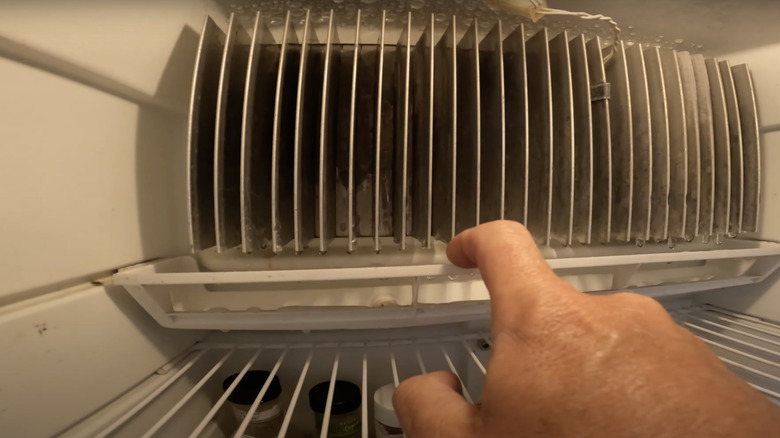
{"left": 393, "top": 221, "right": 780, "bottom": 438}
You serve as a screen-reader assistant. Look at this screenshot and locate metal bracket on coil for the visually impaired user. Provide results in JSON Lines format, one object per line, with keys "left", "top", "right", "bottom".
{"left": 591, "top": 81, "right": 611, "bottom": 101}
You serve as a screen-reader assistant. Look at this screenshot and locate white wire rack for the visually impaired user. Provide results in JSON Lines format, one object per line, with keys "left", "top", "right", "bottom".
{"left": 67, "top": 331, "right": 493, "bottom": 438}
{"left": 672, "top": 305, "right": 780, "bottom": 402}
{"left": 64, "top": 305, "right": 780, "bottom": 437}
{"left": 114, "top": 239, "right": 780, "bottom": 330}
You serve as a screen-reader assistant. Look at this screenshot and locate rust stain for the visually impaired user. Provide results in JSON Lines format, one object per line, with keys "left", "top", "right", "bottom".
{"left": 35, "top": 323, "right": 48, "bottom": 335}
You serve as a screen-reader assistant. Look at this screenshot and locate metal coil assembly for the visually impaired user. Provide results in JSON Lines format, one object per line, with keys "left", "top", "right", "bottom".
{"left": 187, "top": 10, "right": 760, "bottom": 254}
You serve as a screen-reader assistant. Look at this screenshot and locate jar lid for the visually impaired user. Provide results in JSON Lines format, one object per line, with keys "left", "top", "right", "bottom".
{"left": 308, "top": 380, "right": 361, "bottom": 415}
{"left": 373, "top": 384, "right": 401, "bottom": 428}
{"left": 223, "top": 371, "right": 282, "bottom": 405}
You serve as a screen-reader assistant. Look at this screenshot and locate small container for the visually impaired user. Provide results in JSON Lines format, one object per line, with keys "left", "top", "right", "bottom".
{"left": 223, "top": 371, "right": 283, "bottom": 438}
{"left": 373, "top": 384, "right": 403, "bottom": 438}
{"left": 308, "top": 380, "right": 362, "bottom": 437}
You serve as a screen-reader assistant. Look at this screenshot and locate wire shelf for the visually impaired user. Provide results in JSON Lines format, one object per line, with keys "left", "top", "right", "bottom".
{"left": 63, "top": 305, "right": 780, "bottom": 437}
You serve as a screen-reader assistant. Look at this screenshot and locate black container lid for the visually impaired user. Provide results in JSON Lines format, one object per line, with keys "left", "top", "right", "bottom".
{"left": 222, "top": 371, "right": 282, "bottom": 405}
{"left": 308, "top": 380, "right": 361, "bottom": 415}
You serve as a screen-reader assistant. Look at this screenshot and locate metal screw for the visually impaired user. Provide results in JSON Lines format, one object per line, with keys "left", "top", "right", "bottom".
{"left": 477, "top": 338, "right": 491, "bottom": 351}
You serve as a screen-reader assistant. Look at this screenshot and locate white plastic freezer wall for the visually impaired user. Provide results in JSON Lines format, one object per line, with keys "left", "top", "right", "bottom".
{"left": 1, "top": 0, "right": 780, "bottom": 437}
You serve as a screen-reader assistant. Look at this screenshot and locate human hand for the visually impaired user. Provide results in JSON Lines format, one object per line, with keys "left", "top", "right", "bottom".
{"left": 393, "top": 221, "right": 780, "bottom": 437}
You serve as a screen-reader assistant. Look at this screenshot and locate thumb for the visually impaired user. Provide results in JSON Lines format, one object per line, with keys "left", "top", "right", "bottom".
{"left": 393, "top": 371, "right": 479, "bottom": 438}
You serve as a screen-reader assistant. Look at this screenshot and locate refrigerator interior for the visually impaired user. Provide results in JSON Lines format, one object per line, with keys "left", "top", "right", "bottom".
{"left": 1, "top": 0, "right": 780, "bottom": 436}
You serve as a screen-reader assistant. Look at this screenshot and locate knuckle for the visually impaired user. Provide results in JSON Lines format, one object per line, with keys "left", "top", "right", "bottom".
{"left": 479, "top": 219, "right": 532, "bottom": 241}
{"left": 435, "top": 369, "right": 462, "bottom": 388}
{"left": 609, "top": 292, "right": 676, "bottom": 326}
{"left": 613, "top": 292, "right": 663, "bottom": 311}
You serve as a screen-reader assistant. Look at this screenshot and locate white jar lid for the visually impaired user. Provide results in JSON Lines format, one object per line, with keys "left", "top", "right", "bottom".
{"left": 373, "top": 383, "right": 401, "bottom": 428}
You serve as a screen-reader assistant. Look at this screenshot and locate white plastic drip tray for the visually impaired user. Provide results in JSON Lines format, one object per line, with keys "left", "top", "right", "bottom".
{"left": 113, "top": 239, "right": 780, "bottom": 330}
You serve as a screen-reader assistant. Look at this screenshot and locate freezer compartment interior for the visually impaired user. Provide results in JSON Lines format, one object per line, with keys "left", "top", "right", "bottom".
{"left": 2, "top": 0, "right": 780, "bottom": 312}
{"left": 3, "top": 0, "right": 780, "bottom": 437}
{"left": 118, "top": 0, "right": 778, "bottom": 330}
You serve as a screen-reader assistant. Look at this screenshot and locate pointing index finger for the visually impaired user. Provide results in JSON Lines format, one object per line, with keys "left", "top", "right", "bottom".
{"left": 446, "top": 220, "right": 578, "bottom": 331}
